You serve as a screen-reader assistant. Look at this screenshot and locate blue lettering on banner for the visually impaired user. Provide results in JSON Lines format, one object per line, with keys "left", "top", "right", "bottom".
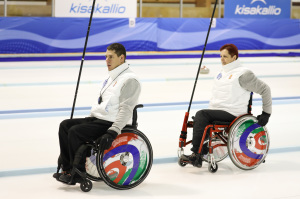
{"left": 103, "top": 6, "right": 109, "bottom": 13}
{"left": 225, "top": 0, "right": 291, "bottom": 18}
{"left": 69, "top": 3, "right": 126, "bottom": 14}
{"left": 95, "top": 5, "right": 102, "bottom": 13}
{"left": 119, "top": 7, "right": 126, "bottom": 13}
{"left": 80, "top": 6, "right": 88, "bottom": 13}
{"left": 70, "top": 3, "right": 77, "bottom": 13}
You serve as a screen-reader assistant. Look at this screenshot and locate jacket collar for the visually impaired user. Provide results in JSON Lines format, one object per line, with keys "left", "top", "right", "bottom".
{"left": 108, "top": 62, "right": 129, "bottom": 79}
{"left": 222, "top": 59, "right": 242, "bottom": 73}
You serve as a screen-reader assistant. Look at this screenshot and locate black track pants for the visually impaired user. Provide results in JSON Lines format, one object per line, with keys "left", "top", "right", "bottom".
{"left": 58, "top": 117, "right": 112, "bottom": 171}
{"left": 191, "top": 109, "right": 236, "bottom": 153}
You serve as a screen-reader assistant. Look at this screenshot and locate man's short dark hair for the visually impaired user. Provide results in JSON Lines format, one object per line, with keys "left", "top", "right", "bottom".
{"left": 220, "top": 44, "right": 239, "bottom": 59}
{"left": 107, "top": 43, "right": 126, "bottom": 61}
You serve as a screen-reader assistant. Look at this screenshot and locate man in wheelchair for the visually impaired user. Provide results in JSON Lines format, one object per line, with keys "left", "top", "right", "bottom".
{"left": 53, "top": 43, "right": 141, "bottom": 184}
{"left": 183, "top": 43, "right": 272, "bottom": 168}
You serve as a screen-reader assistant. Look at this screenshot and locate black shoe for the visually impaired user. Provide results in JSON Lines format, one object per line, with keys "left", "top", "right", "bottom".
{"left": 58, "top": 173, "right": 82, "bottom": 185}
{"left": 193, "top": 154, "right": 202, "bottom": 168}
{"left": 53, "top": 172, "right": 62, "bottom": 179}
{"left": 58, "top": 173, "right": 72, "bottom": 184}
{"left": 181, "top": 153, "right": 195, "bottom": 162}
{"left": 182, "top": 153, "right": 202, "bottom": 168}
{"left": 53, "top": 170, "right": 70, "bottom": 180}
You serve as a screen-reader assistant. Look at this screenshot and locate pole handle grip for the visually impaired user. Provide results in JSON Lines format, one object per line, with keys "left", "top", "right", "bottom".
{"left": 181, "top": 112, "right": 189, "bottom": 132}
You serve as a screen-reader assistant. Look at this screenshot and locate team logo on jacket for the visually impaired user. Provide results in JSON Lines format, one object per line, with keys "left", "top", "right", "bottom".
{"left": 102, "top": 79, "right": 108, "bottom": 88}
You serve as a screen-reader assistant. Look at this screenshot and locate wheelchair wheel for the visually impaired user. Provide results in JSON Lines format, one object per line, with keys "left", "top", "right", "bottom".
{"left": 227, "top": 115, "right": 269, "bottom": 170}
{"left": 178, "top": 157, "right": 187, "bottom": 167}
{"left": 80, "top": 179, "right": 93, "bottom": 192}
{"left": 85, "top": 149, "right": 102, "bottom": 181}
{"left": 202, "top": 139, "right": 228, "bottom": 163}
{"left": 97, "top": 128, "right": 153, "bottom": 190}
{"left": 208, "top": 163, "right": 218, "bottom": 173}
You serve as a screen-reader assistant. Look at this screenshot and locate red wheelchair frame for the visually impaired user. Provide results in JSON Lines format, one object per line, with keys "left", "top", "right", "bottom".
{"left": 178, "top": 94, "right": 269, "bottom": 173}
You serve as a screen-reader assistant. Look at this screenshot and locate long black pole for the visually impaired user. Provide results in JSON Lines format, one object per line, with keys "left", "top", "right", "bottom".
{"left": 187, "top": 0, "right": 218, "bottom": 113}
{"left": 70, "top": 0, "right": 97, "bottom": 119}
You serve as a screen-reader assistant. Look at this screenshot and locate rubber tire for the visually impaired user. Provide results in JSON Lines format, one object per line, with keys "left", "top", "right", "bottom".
{"left": 80, "top": 180, "right": 93, "bottom": 192}
{"left": 208, "top": 163, "right": 218, "bottom": 173}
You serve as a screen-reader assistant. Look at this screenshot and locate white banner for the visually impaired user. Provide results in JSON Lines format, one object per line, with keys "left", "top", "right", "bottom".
{"left": 55, "top": 0, "right": 137, "bottom": 18}
{"left": 224, "top": 0, "right": 291, "bottom": 18}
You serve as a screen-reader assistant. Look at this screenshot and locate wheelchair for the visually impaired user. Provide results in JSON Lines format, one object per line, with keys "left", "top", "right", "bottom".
{"left": 178, "top": 98, "right": 270, "bottom": 173}
{"left": 56, "top": 104, "right": 153, "bottom": 192}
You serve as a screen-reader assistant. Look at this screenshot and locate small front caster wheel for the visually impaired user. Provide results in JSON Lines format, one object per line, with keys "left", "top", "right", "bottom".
{"left": 80, "top": 180, "right": 93, "bottom": 192}
{"left": 178, "top": 158, "right": 187, "bottom": 167}
{"left": 208, "top": 163, "right": 218, "bottom": 173}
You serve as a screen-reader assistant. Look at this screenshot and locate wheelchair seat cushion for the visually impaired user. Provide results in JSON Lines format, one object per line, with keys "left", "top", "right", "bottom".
{"left": 212, "top": 121, "right": 231, "bottom": 125}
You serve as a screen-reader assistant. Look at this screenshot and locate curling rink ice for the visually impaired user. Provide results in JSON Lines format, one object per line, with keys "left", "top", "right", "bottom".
{"left": 1, "top": 54, "right": 300, "bottom": 199}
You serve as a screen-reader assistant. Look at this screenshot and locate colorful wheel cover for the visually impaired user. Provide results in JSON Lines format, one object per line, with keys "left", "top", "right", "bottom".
{"left": 86, "top": 150, "right": 101, "bottom": 179}
{"left": 230, "top": 116, "right": 269, "bottom": 169}
{"left": 210, "top": 140, "right": 228, "bottom": 162}
{"left": 202, "top": 139, "right": 228, "bottom": 163}
{"left": 102, "top": 132, "right": 150, "bottom": 186}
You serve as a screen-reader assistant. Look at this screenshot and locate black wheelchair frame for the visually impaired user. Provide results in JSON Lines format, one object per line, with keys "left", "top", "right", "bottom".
{"left": 56, "top": 104, "right": 153, "bottom": 192}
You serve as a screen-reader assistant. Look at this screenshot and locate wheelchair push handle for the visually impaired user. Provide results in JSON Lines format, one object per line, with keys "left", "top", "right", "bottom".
{"left": 132, "top": 104, "right": 143, "bottom": 127}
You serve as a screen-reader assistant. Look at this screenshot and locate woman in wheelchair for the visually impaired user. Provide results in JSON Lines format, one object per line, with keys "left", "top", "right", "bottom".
{"left": 53, "top": 43, "right": 141, "bottom": 184}
{"left": 182, "top": 43, "right": 272, "bottom": 168}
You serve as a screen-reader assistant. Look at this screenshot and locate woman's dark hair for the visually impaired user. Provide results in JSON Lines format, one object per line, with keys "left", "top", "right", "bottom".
{"left": 220, "top": 44, "right": 239, "bottom": 59}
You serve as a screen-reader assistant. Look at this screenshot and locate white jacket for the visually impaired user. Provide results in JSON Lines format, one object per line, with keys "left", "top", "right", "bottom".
{"left": 90, "top": 63, "right": 140, "bottom": 132}
{"left": 209, "top": 60, "right": 251, "bottom": 117}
